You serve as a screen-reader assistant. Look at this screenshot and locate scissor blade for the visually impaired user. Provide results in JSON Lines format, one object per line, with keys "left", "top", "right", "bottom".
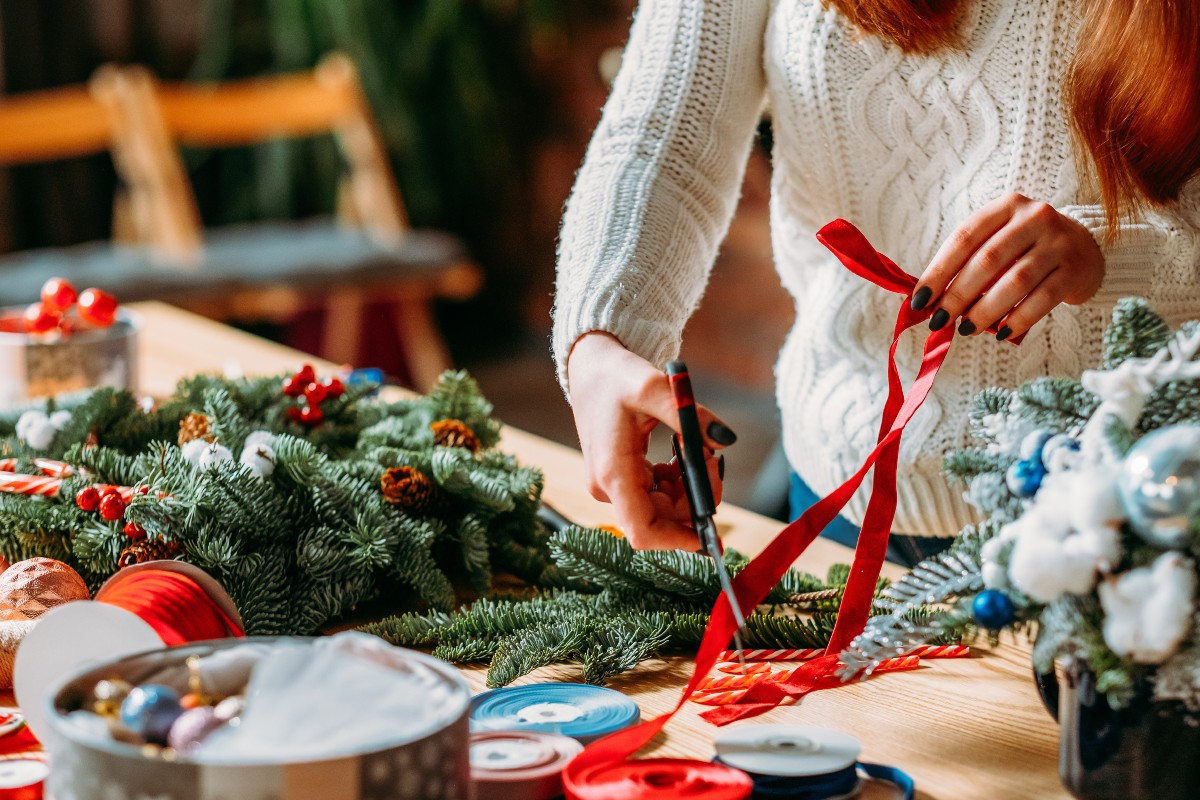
{"left": 698, "top": 518, "right": 748, "bottom": 666}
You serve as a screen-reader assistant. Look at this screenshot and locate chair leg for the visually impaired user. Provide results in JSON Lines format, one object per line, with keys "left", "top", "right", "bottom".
{"left": 392, "top": 298, "right": 452, "bottom": 392}
{"left": 322, "top": 287, "right": 364, "bottom": 367}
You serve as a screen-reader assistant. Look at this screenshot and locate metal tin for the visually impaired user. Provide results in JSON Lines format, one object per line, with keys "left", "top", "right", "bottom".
{"left": 46, "top": 637, "right": 471, "bottom": 800}
{"left": 0, "top": 309, "right": 139, "bottom": 409}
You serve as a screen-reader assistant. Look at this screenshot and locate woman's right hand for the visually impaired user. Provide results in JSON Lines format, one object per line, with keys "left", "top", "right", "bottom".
{"left": 565, "top": 332, "right": 736, "bottom": 551}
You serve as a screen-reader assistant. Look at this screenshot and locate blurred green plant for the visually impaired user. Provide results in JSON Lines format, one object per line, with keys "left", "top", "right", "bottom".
{"left": 188, "top": 0, "right": 588, "bottom": 236}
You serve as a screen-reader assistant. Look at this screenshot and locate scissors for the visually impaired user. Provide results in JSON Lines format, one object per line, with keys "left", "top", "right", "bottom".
{"left": 665, "top": 361, "right": 749, "bottom": 662}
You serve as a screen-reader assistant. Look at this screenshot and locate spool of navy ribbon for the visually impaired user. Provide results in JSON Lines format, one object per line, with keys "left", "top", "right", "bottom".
{"left": 712, "top": 724, "right": 914, "bottom": 800}
{"left": 470, "top": 683, "right": 641, "bottom": 745}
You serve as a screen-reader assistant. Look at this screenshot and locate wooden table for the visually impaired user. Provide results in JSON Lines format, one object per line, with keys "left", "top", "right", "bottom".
{"left": 133, "top": 301, "right": 1067, "bottom": 799}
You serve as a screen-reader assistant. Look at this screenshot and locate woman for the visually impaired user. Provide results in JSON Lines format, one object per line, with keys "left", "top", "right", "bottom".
{"left": 553, "top": 0, "right": 1200, "bottom": 554}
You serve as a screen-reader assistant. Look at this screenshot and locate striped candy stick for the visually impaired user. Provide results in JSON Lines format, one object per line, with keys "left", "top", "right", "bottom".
{"left": 716, "top": 661, "right": 774, "bottom": 676}
{"left": 0, "top": 458, "right": 76, "bottom": 477}
{"left": 0, "top": 471, "right": 136, "bottom": 503}
{"left": 907, "top": 645, "right": 969, "bottom": 658}
{"left": 716, "top": 648, "right": 825, "bottom": 662}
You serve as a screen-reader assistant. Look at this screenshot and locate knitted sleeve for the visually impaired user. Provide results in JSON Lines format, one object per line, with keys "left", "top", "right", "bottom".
{"left": 551, "top": 0, "right": 769, "bottom": 390}
{"left": 1061, "top": 183, "right": 1200, "bottom": 307}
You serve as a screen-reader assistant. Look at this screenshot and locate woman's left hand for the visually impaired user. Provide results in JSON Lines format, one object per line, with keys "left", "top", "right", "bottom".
{"left": 912, "top": 193, "right": 1106, "bottom": 340}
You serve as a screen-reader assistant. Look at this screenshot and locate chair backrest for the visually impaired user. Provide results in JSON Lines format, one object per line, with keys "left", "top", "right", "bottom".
{"left": 0, "top": 85, "right": 112, "bottom": 166}
{"left": 121, "top": 54, "right": 410, "bottom": 244}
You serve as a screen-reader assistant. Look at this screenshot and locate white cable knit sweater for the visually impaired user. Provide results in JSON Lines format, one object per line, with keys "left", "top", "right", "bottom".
{"left": 552, "top": 0, "right": 1200, "bottom": 537}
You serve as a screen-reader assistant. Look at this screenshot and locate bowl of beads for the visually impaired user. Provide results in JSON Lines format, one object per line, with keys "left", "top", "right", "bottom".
{"left": 0, "top": 278, "right": 138, "bottom": 410}
{"left": 45, "top": 633, "right": 472, "bottom": 800}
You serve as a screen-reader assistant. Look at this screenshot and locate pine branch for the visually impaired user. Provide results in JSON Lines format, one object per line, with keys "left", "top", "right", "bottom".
{"left": 360, "top": 610, "right": 452, "bottom": 646}
{"left": 1104, "top": 297, "right": 1171, "bottom": 369}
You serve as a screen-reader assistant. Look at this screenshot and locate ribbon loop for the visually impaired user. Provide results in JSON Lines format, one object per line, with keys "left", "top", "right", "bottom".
{"left": 565, "top": 220, "right": 961, "bottom": 794}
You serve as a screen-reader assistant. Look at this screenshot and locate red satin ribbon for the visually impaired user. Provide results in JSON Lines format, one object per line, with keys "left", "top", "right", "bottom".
{"left": 99, "top": 571, "right": 244, "bottom": 646}
{"left": 565, "top": 219, "right": 989, "bottom": 793}
{"left": 567, "top": 759, "right": 752, "bottom": 800}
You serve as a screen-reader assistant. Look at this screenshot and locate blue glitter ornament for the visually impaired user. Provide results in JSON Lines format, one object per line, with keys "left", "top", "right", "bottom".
{"left": 1006, "top": 459, "right": 1045, "bottom": 498}
{"left": 973, "top": 589, "right": 1016, "bottom": 629}
{"left": 119, "top": 684, "right": 184, "bottom": 744}
{"left": 1019, "top": 430, "right": 1054, "bottom": 465}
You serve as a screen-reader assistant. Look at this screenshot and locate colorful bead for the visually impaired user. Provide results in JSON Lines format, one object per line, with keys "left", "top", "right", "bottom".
{"left": 99, "top": 493, "right": 127, "bottom": 522}
{"left": 119, "top": 684, "right": 184, "bottom": 744}
{"left": 75, "top": 487, "right": 100, "bottom": 512}
{"left": 92, "top": 678, "right": 134, "bottom": 718}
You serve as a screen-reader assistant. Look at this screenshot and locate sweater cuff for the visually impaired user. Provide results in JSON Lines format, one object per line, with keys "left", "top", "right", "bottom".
{"left": 552, "top": 296, "right": 682, "bottom": 398}
{"left": 1059, "top": 204, "right": 1172, "bottom": 306}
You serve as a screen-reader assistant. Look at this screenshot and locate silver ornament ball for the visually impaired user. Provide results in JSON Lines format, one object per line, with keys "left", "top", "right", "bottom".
{"left": 1117, "top": 424, "right": 1200, "bottom": 548}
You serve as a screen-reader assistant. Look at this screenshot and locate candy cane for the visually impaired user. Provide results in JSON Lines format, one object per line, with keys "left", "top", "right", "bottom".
{"left": 717, "top": 648, "right": 825, "bottom": 662}
{"left": 716, "top": 661, "right": 773, "bottom": 675}
{"left": 0, "top": 458, "right": 76, "bottom": 477}
{"left": 906, "top": 645, "right": 969, "bottom": 658}
{"left": 0, "top": 471, "right": 135, "bottom": 503}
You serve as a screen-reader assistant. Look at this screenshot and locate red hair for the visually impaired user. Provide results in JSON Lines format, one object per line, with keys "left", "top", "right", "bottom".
{"left": 827, "top": 0, "right": 1200, "bottom": 233}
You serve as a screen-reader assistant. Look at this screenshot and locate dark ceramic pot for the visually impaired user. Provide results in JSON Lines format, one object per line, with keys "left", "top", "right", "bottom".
{"left": 1034, "top": 660, "right": 1200, "bottom": 799}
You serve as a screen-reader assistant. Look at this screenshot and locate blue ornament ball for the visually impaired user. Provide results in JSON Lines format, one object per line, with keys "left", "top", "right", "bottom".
{"left": 119, "top": 684, "right": 184, "bottom": 744}
{"left": 973, "top": 589, "right": 1016, "bottom": 629}
{"left": 1019, "top": 429, "right": 1054, "bottom": 465}
{"left": 1117, "top": 424, "right": 1200, "bottom": 549}
{"left": 1006, "top": 459, "right": 1045, "bottom": 498}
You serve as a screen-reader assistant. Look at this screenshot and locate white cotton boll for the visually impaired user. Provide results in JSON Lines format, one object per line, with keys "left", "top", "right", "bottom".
{"left": 980, "top": 536, "right": 1007, "bottom": 562}
{"left": 240, "top": 444, "right": 276, "bottom": 479}
{"left": 1062, "top": 525, "right": 1122, "bottom": 575}
{"left": 198, "top": 444, "right": 234, "bottom": 470}
{"left": 1064, "top": 473, "right": 1125, "bottom": 531}
{"left": 15, "top": 410, "right": 46, "bottom": 442}
{"left": 22, "top": 418, "right": 58, "bottom": 451}
{"left": 47, "top": 410, "right": 72, "bottom": 430}
{"left": 1100, "top": 552, "right": 1197, "bottom": 664}
{"left": 1008, "top": 532, "right": 1102, "bottom": 603}
{"left": 181, "top": 439, "right": 209, "bottom": 467}
{"left": 982, "top": 562, "right": 1009, "bottom": 589}
{"left": 243, "top": 430, "right": 275, "bottom": 450}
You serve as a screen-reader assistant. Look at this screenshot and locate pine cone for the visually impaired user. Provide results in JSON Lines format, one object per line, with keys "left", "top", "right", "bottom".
{"left": 431, "top": 419, "right": 480, "bottom": 453}
{"left": 178, "top": 413, "right": 213, "bottom": 446}
{"left": 118, "top": 537, "right": 184, "bottom": 568}
{"left": 381, "top": 467, "right": 444, "bottom": 515}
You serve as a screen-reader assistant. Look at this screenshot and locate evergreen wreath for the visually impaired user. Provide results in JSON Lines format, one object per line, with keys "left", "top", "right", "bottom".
{"left": 0, "top": 370, "right": 554, "bottom": 635}
{"left": 844, "top": 298, "right": 1200, "bottom": 711}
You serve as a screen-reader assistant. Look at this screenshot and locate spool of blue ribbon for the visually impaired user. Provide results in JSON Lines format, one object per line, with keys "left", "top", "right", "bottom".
{"left": 713, "top": 724, "right": 914, "bottom": 800}
{"left": 469, "top": 683, "right": 641, "bottom": 745}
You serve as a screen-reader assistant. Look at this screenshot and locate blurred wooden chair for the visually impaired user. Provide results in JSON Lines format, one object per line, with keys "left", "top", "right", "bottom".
{"left": 0, "top": 79, "right": 205, "bottom": 310}
{"left": 98, "top": 55, "right": 482, "bottom": 390}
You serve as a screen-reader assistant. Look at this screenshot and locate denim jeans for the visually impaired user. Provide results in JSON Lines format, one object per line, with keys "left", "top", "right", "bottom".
{"left": 788, "top": 473, "right": 949, "bottom": 568}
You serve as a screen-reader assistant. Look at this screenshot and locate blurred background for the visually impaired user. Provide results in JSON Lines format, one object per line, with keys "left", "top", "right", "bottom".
{"left": 0, "top": 0, "right": 791, "bottom": 516}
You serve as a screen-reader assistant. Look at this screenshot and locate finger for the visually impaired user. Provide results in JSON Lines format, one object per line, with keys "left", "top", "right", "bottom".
{"left": 962, "top": 243, "right": 1056, "bottom": 334}
{"left": 615, "top": 484, "right": 701, "bottom": 551}
{"left": 915, "top": 196, "right": 1017, "bottom": 311}
{"left": 696, "top": 406, "right": 738, "bottom": 449}
{"left": 996, "top": 269, "right": 1070, "bottom": 340}
{"left": 935, "top": 225, "right": 1038, "bottom": 331}
{"left": 706, "top": 452, "right": 724, "bottom": 506}
{"left": 652, "top": 461, "right": 681, "bottom": 484}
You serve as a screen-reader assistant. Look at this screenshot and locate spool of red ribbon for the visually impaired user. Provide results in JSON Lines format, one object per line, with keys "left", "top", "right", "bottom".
{"left": 566, "top": 758, "right": 752, "bottom": 800}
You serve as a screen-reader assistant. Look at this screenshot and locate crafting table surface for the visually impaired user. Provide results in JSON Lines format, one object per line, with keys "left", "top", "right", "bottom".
{"left": 123, "top": 301, "right": 1065, "bottom": 799}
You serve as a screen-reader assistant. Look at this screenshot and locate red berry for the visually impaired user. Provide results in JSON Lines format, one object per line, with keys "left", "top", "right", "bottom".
{"left": 75, "top": 487, "right": 100, "bottom": 512}
{"left": 100, "top": 486, "right": 120, "bottom": 499}
{"left": 294, "top": 365, "right": 316, "bottom": 385}
{"left": 40, "top": 277, "right": 78, "bottom": 314}
{"left": 282, "top": 375, "right": 306, "bottom": 397}
{"left": 23, "top": 303, "right": 59, "bottom": 334}
{"left": 122, "top": 521, "right": 146, "bottom": 540}
{"left": 299, "top": 405, "right": 324, "bottom": 426}
{"left": 138, "top": 485, "right": 151, "bottom": 495}
{"left": 304, "top": 381, "right": 327, "bottom": 406}
{"left": 323, "top": 377, "right": 345, "bottom": 399}
{"left": 286, "top": 406, "right": 304, "bottom": 423}
{"left": 98, "top": 493, "right": 127, "bottom": 522}
{"left": 78, "top": 288, "right": 118, "bottom": 328}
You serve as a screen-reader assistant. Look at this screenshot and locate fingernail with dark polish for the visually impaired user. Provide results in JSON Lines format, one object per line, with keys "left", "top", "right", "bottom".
{"left": 929, "top": 308, "right": 950, "bottom": 331}
{"left": 707, "top": 421, "right": 738, "bottom": 446}
{"left": 718, "top": 454, "right": 725, "bottom": 479}
{"left": 996, "top": 325, "right": 1012, "bottom": 342}
{"left": 958, "top": 319, "right": 976, "bottom": 336}
{"left": 910, "top": 286, "right": 932, "bottom": 311}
